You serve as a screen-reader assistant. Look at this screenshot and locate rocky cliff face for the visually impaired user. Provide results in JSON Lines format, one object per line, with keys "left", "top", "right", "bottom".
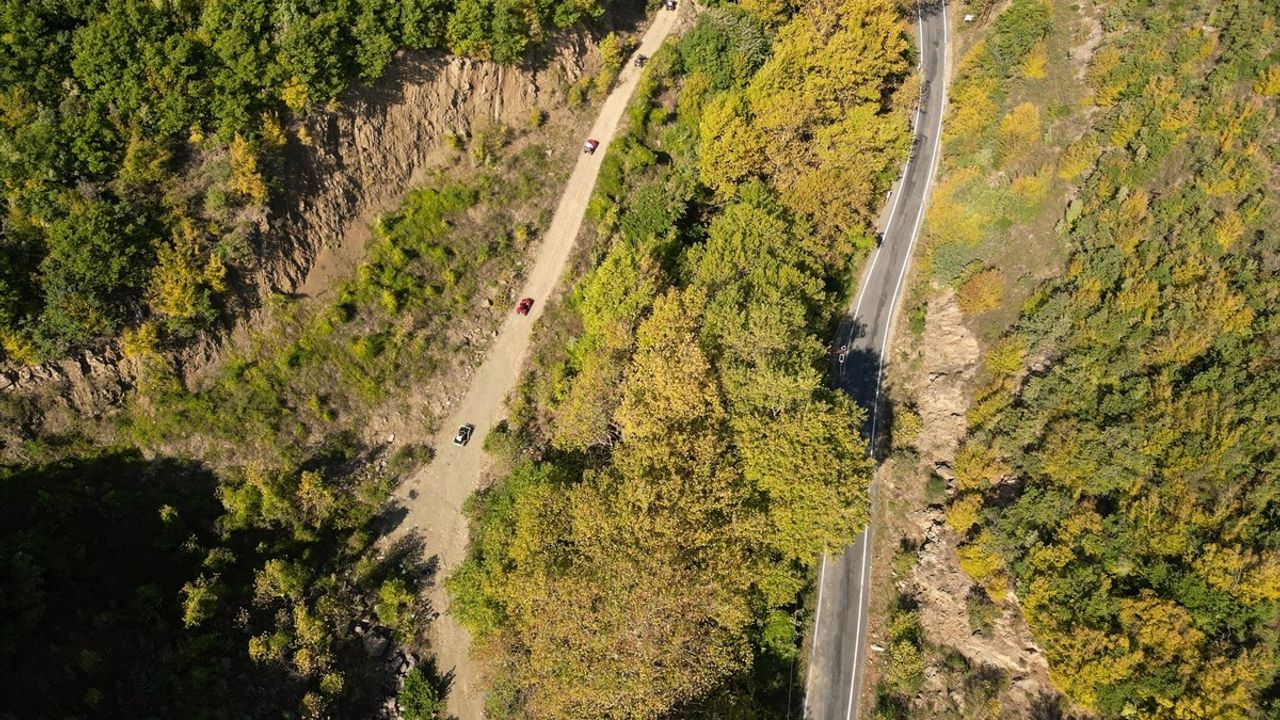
{"left": 260, "top": 37, "right": 596, "bottom": 301}
{"left": 901, "top": 291, "right": 1056, "bottom": 716}
{"left": 0, "top": 35, "right": 599, "bottom": 429}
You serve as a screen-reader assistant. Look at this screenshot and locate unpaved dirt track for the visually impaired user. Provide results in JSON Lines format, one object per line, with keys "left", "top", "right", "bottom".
{"left": 382, "top": 8, "right": 683, "bottom": 719}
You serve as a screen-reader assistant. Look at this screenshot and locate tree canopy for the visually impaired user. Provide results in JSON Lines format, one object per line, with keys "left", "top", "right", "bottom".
{"left": 0, "top": 0, "right": 613, "bottom": 361}
{"left": 947, "top": 0, "right": 1280, "bottom": 716}
{"left": 448, "top": 1, "right": 913, "bottom": 714}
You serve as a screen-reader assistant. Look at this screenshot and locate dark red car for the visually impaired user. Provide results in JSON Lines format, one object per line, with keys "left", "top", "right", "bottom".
{"left": 583, "top": 139, "right": 600, "bottom": 154}
{"left": 516, "top": 297, "right": 534, "bottom": 315}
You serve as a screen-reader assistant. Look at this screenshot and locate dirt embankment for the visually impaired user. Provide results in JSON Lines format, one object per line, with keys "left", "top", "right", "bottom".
{"left": 0, "top": 35, "right": 600, "bottom": 439}
{"left": 886, "top": 291, "right": 1057, "bottom": 717}
{"left": 262, "top": 37, "right": 597, "bottom": 303}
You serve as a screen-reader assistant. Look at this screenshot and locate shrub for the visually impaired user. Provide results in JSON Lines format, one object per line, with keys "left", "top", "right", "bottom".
{"left": 953, "top": 442, "right": 1009, "bottom": 491}
{"left": 956, "top": 268, "right": 1005, "bottom": 315}
{"left": 983, "top": 334, "right": 1026, "bottom": 379}
{"left": 990, "top": 0, "right": 1052, "bottom": 75}
{"left": 946, "top": 492, "right": 984, "bottom": 534}
{"left": 966, "top": 587, "right": 999, "bottom": 636}
{"left": 375, "top": 577, "right": 415, "bottom": 629}
{"left": 957, "top": 533, "right": 1007, "bottom": 597}
{"left": 399, "top": 668, "right": 444, "bottom": 719}
{"left": 679, "top": 6, "right": 770, "bottom": 91}
{"left": 891, "top": 406, "right": 922, "bottom": 451}
{"left": 469, "top": 119, "right": 510, "bottom": 166}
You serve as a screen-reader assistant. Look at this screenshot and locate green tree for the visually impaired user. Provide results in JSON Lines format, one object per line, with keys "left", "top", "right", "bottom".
{"left": 399, "top": 668, "right": 444, "bottom": 719}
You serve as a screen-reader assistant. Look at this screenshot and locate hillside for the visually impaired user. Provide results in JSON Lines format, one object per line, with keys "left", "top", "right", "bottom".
{"left": 445, "top": 0, "right": 916, "bottom": 716}
{"left": 0, "top": 0, "right": 616, "bottom": 363}
{"left": 1, "top": 0, "right": 1276, "bottom": 718}
{"left": 872, "top": 0, "right": 1280, "bottom": 717}
{"left": 0, "top": 5, "right": 642, "bottom": 717}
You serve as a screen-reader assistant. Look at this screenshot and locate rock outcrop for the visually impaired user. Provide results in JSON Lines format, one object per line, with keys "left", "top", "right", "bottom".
{"left": 902, "top": 290, "right": 1057, "bottom": 716}
{"left": 0, "top": 35, "right": 600, "bottom": 435}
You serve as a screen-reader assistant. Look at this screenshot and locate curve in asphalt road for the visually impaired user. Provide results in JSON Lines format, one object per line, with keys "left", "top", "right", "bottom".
{"left": 804, "top": 2, "right": 948, "bottom": 719}
{"left": 379, "top": 8, "right": 684, "bottom": 719}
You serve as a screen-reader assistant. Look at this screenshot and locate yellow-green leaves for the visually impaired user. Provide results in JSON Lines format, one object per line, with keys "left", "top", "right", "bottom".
{"left": 698, "top": 92, "right": 764, "bottom": 196}
{"left": 742, "top": 0, "right": 911, "bottom": 251}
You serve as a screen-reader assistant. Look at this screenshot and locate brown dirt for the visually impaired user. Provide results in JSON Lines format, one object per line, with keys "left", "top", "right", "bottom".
{"left": 913, "top": 293, "right": 980, "bottom": 469}
{"left": 273, "top": 41, "right": 598, "bottom": 304}
{"left": 880, "top": 290, "right": 1057, "bottom": 718}
{"left": 0, "top": 33, "right": 603, "bottom": 455}
{"left": 377, "top": 8, "right": 688, "bottom": 719}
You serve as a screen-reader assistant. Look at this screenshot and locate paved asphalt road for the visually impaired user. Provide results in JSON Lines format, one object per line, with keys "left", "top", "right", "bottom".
{"left": 803, "top": 2, "right": 948, "bottom": 719}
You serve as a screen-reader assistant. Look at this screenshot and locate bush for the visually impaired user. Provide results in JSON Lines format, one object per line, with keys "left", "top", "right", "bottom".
{"left": 679, "top": 6, "right": 770, "bottom": 91}
{"left": 989, "top": 0, "right": 1052, "bottom": 75}
{"left": 930, "top": 241, "right": 982, "bottom": 284}
{"left": 946, "top": 492, "right": 984, "bottom": 534}
{"left": 956, "top": 268, "right": 1005, "bottom": 315}
{"left": 399, "top": 668, "right": 444, "bottom": 720}
{"left": 374, "top": 577, "right": 415, "bottom": 630}
{"left": 891, "top": 406, "right": 922, "bottom": 451}
{"left": 966, "top": 587, "right": 999, "bottom": 636}
{"left": 469, "top": 119, "right": 510, "bottom": 166}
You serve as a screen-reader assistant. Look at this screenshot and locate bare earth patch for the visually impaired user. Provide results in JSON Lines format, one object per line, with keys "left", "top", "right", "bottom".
{"left": 877, "top": 290, "right": 1060, "bottom": 718}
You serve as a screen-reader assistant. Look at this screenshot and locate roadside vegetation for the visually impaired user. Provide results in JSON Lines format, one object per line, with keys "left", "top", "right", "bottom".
{"left": 127, "top": 142, "right": 560, "bottom": 467}
{"left": 0, "top": 94, "right": 577, "bottom": 716}
{"left": 878, "top": 0, "right": 1280, "bottom": 717}
{"left": 0, "top": 440, "right": 436, "bottom": 718}
{"left": 445, "top": 1, "right": 916, "bottom": 716}
{"left": 0, "top": 0, "right": 615, "bottom": 362}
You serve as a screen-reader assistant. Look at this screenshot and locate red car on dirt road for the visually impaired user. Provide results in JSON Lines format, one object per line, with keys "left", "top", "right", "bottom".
{"left": 516, "top": 297, "right": 534, "bottom": 315}
{"left": 583, "top": 139, "right": 600, "bottom": 154}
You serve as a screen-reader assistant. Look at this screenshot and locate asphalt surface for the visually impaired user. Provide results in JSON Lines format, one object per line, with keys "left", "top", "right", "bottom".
{"left": 803, "top": 2, "right": 948, "bottom": 719}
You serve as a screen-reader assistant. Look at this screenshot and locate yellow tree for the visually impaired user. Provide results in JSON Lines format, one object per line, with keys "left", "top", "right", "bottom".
{"left": 743, "top": 0, "right": 910, "bottom": 245}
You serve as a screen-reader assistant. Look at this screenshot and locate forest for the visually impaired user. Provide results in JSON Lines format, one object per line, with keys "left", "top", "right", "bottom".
{"left": 0, "top": 1, "right": 605, "bottom": 714}
{"left": 0, "top": 107, "right": 578, "bottom": 715}
{"left": 937, "top": 0, "right": 1280, "bottom": 717}
{"left": 4, "top": 0, "right": 1277, "bottom": 716}
{"left": 445, "top": 0, "right": 915, "bottom": 716}
{"left": 0, "top": 0, "right": 613, "bottom": 362}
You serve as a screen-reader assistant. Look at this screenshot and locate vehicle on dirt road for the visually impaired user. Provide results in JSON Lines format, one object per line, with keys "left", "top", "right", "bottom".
{"left": 453, "top": 424, "right": 474, "bottom": 446}
{"left": 583, "top": 139, "right": 600, "bottom": 154}
{"left": 516, "top": 298, "right": 534, "bottom": 315}
{"left": 664, "top": 0, "right": 676, "bottom": 10}
{"left": 635, "top": 54, "right": 647, "bottom": 68}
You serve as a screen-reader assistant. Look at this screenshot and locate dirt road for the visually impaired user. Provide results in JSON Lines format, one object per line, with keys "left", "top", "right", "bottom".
{"left": 382, "top": 8, "right": 683, "bottom": 718}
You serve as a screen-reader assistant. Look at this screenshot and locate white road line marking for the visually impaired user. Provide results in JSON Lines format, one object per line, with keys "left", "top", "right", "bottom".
{"left": 846, "top": 2, "right": 949, "bottom": 718}
{"left": 804, "top": 552, "right": 830, "bottom": 717}
{"left": 844, "top": 531, "right": 871, "bottom": 720}
{"left": 847, "top": 101, "right": 920, "bottom": 342}
{"left": 868, "top": 0, "right": 948, "bottom": 450}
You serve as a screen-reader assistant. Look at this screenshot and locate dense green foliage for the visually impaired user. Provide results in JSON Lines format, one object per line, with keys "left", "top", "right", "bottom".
{"left": 446, "top": 1, "right": 914, "bottom": 716}
{"left": 129, "top": 147, "right": 558, "bottom": 465}
{"left": 0, "top": 450, "right": 225, "bottom": 715}
{"left": 0, "top": 441, "right": 430, "bottom": 718}
{"left": 1, "top": 121, "right": 556, "bottom": 717}
{"left": 939, "top": 0, "right": 1280, "bottom": 717}
{"left": 0, "top": 0, "right": 612, "bottom": 361}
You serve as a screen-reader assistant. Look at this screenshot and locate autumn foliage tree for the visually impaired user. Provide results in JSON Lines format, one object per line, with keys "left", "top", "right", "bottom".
{"left": 947, "top": 0, "right": 1280, "bottom": 716}
{"left": 448, "top": 0, "right": 913, "bottom": 714}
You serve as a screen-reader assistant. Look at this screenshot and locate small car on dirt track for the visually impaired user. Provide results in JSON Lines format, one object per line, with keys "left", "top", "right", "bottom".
{"left": 516, "top": 297, "right": 534, "bottom": 315}
{"left": 583, "top": 138, "right": 600, "bottom": 154}
{"left": 453, "top": 424, "right": 474, "bottom": 446}
{"left": 635, "top": 54, "right": 647, "bottom": 68}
